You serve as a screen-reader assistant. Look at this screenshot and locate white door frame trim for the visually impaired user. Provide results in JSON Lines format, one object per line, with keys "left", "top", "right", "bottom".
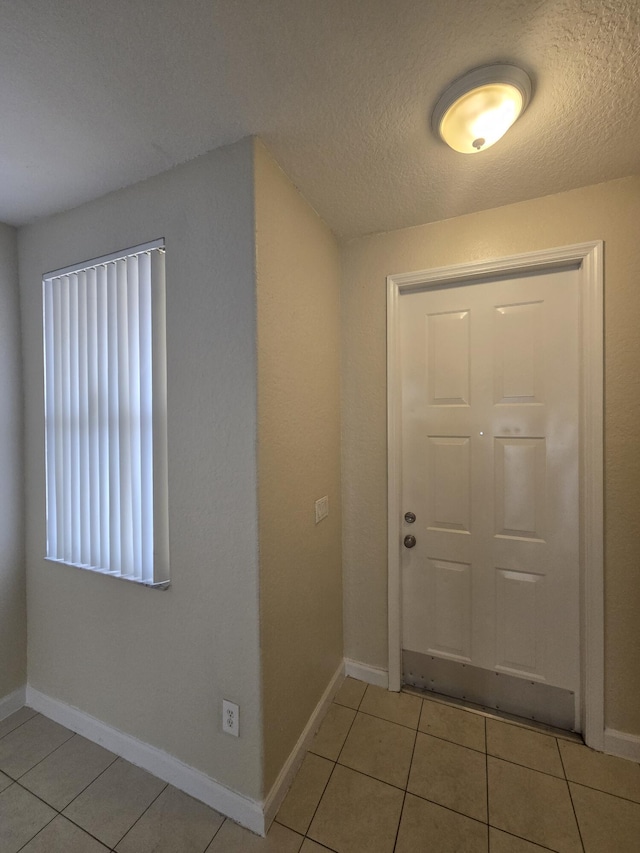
{"left": 387, "top": 241, "right": 604, "bottom": 750}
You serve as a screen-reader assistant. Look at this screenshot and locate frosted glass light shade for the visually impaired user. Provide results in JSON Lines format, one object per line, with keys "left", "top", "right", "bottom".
{"left": 433, "top": 65, "right": 531, "bottom": 154}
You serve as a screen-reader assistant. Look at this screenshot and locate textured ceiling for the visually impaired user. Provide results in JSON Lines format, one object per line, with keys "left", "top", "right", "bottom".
{"left": 1, "top": 0, "right": 639, "bottom": 237}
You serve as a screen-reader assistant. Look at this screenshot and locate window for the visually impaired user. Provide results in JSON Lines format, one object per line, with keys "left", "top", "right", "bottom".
{"left": 42, "top": 240, "right": 169, "bottom": 587}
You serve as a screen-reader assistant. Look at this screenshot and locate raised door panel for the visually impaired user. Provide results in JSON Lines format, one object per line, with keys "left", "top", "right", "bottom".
{"left": 427, "top": 311, "right": 470, "bottom": 406}
{"left": 404, "top": 557, "right": 472, "bottom": 660}
{"left": 496, "top": 568, "right": 543, "bottom": 677}
{"left": 494, "top": 438, "right": 546, "bottom": 541}
{"left": 494, "top": 301, "right": 544, "bottom": 404}
{"left": 426, "top": 437, "right": 471, "bottom": 533}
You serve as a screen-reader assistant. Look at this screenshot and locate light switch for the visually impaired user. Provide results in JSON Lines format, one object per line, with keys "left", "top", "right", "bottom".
{"left": 315, "top": 495, "right": 329, "bottom": 524}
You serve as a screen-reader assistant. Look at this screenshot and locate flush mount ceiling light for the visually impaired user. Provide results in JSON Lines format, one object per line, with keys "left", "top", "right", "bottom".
{"left": 432, "top": 64, "right": 532, "bottom": 154}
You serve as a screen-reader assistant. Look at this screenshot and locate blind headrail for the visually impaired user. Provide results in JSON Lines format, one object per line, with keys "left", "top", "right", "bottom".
{"left": 44, "top": 238, "right": 165, "bottom": 281}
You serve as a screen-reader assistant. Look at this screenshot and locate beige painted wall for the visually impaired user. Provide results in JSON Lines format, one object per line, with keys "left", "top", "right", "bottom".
{"left": 0, "top": 223, "right": 26, "bottom": 701}
{"left": 255, "top": 140, "right": 343, "bottom": 793}
{"left": 18, "top": 141, "right": 265, "bottom": 799}
{"left": 341, "top": 175, "right": 640, "bottom": 735}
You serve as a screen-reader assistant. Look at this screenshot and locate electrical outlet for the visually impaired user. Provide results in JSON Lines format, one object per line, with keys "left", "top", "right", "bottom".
{"left": 315, "top": 495, "right": 329, "bottom": 524}
{"left": 222, "top": 700, "right": 239, "bottom": 737}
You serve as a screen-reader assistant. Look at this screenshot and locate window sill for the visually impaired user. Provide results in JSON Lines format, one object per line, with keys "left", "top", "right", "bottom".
{"left": 45, "top": 558, "right": 170, "bottom": 590}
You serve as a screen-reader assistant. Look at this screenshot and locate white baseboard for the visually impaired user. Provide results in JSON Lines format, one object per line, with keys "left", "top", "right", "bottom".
{"left": 0, "top": 686, "right": 27, "bottom": 721}
{"left": 23, "top": 661, "right": 383, "bottom": 836}
{"left": 604, "top": 728, "right": 640, "bottom": 763}
{"left": 262, "top": 660, "right": 345, "bottom": 830}
{"left": 344, "top": 658, "right": 389, "bottom": 689}
{"left": 26, "top": 686, "right": 265, "bottom": 835}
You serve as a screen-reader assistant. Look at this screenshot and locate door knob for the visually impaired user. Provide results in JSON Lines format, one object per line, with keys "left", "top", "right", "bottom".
{"left": 404, "top": 535, "right": 417, "bottom": 549}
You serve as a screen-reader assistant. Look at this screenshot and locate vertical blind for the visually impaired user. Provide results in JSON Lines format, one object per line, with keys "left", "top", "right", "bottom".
{"left": 43, "top": 241, "right": 169, "bottom": 586}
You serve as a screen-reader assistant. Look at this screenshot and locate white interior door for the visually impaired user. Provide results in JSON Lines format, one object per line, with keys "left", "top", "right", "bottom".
{"left": 399, "top": 267, "right": 581, "bottom": 727}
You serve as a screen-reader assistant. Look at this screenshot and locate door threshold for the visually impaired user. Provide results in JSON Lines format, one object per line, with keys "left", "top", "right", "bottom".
{"left": 402, "top": 683, "right": 584, "bottom": 744}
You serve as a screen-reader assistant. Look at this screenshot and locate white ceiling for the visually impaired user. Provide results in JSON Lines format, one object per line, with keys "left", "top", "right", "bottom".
{"left": 2, "top": 0, "right": 639, "bottom": 238}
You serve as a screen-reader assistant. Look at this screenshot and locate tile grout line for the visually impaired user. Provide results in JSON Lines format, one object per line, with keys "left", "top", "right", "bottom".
{"left": 484, "top": 717, "right": 568, "bottom": 853}
{"left": 198, "top": 809, "right": 229, "bottom": 853}
{"left": 307, "top": 734, "right": 493, "bottom": 830}
{"left": 331, "top": 688, "right": 423, "bottom": 793}
{"left": 333, "top": 708, "right": 361, "bottom": 767}
{"left": 16, "top": 694, "right": 637, "bottom": 852}
{"left": 485, "top": 753, "right": 570, "bottom": 781}
{"left": 485, "top": 751, "right": 572, "bottom": 850}
{"left": 482, "top": 713, "right": 583, "bottom": 744}
{"left": 57, "top": 752, "right": 121, "bottom": 813}
{"left": 2, "top": 710, "right": 232, "bottom": 853}
{"left": 16, "top": 728, "right": 77, "bottom": 776}
{"left": 406, "top": 787, "right": 490, "bottom": 827}
{"left": 410, "top": 708, "right": 578, "bottom": 852}
{"left": 484, "top": 715, "right": 489, "bottom": 847}
{"left": 14, "top": 778, "right": 67, "bottom": 812}
{"left": 404, "top": 688, "right": 583, "bottom": 743}
{"left": 0, "top": 725, "right": 76, "bottom": 783}
{"left": 345, "top": 704, "right": 459, "bottom": 735}
{"left": 4, "top": 716, "right": 233, "bottom": 853}
{"left": 392, "top": 705, "right": 422, "bottom": 853}
{"left": 13, "top": 806, "right": 58, "bottom": 853}
{"left": 203, "top": 814, "right": 229, "bottom": 852}
{"left": 302, "top": 759, "right": 415, "bottom": 796}
{"left": 360, "top": 684, "right": 424, "bottom": 731}
{"left": 301, "top": 695, "right": 362, "bottom": 839}
{"left": 391, "top": 785, "right": 409, "bottom": 851}
{"left": 275, "top": 681, "right": 368, "bottom": 842}
{"left": 272, "top": 743, "right": 340, "bottom": 836}
{"left": 307, "top": 692, "right": 512, "bottom": 823}
{"left": 12, "top": 746, "right": 165, "bottom": 853}
{"left": 13, "top": 728, "right": 76, "bottom": 791}
{"left": 567, "top": 778, "right": 640, "bottom": 806}
{"left": 416, "top": 725, "right": 488, "bottom": 755}
{"left": 295, "top": 754, "right": 339, "bottom": 842}
{"left": 488, "top": 825, "right": 563, "bottom": 853}
{"left": 110, "top": 780, "right": 169, "bottom": 850}
{"left": 557, "top": 736, "right": 587, "bottom": 853}
{"left": 10, "top": 777, "right": 115, "bottom": 853}
{"left": 16, "top": 732, "right": 118, "bottom": 796}
{"left": 0, "top": 709, "right": 39, "bottom": 743}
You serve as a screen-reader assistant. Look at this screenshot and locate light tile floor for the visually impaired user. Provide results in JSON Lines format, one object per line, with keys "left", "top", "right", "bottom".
{"left": 1, "top": 681, "right": 640, "bottom": 851}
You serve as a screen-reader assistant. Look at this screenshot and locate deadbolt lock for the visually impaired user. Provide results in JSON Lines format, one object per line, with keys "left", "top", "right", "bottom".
{"left": 404, "top": 511, "right": 416, "bottom": 523}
